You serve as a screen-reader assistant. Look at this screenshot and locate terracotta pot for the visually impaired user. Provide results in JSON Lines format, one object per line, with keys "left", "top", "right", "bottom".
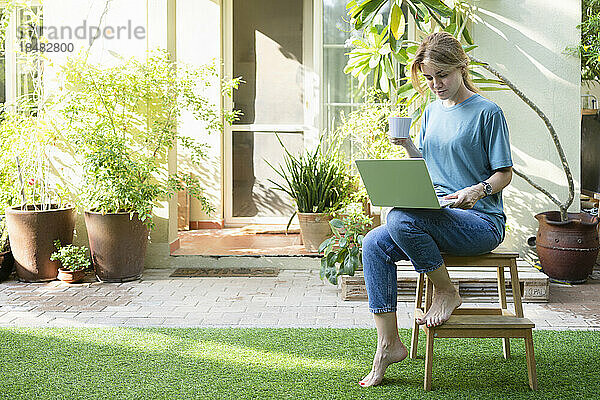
{"left": 297, "top": 212, "right": 332, "bottom": 252}
{"left": 535, "top": 211, "right": 599, "bottom": 283}
{"left": 0, "top": 250, "right": 14, "bottom": 281}
{"left": 57, "top": 268, "right": 86, "bottom": 284}
{"left": 5, "top": 205, "right": 76, "bottom": 282}
{"left": 84, "top": 210, "right": 149, "bottom": 282}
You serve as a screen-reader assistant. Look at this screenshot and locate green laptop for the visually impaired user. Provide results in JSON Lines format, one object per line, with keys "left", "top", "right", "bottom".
{"left": 355, "top": 159, "right": 455, "bottom": 209}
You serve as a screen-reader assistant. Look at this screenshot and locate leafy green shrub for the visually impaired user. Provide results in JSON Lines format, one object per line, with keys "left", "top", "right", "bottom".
{"left": 50, "top": 240, "right": 90, "bottom": 272}
{"left": 58, "top": 50, "right": 241, "bottom": 227}
{"left": 318, "top": 203, "right": 373, "bottom": 285}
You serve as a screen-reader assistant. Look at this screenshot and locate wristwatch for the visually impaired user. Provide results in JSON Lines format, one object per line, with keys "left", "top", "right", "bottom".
{"left": 480, "top": 181, "right": 493, "bottom": 197}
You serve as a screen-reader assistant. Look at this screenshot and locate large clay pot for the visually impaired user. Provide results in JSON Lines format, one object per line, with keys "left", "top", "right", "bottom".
{"left": 297, "top": 212, "right": 332, "bottom": 252}
{"left": 535, "top": 211, "right": 599, "bottom": 283}
{"left": 84, "top": 210, "right": 149, "bottom": 282}
{"left": 5, "top": 205, "right": 76, "bottom": 282}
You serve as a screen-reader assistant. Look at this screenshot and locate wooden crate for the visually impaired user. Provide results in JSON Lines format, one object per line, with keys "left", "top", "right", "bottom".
{"left": 340, "top": 260, "right": 549, "bottom": 303}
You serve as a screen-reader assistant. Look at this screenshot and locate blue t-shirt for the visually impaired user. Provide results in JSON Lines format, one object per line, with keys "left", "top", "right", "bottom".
{"left": 417, "top": 94, "right": 513, "bottom": 239}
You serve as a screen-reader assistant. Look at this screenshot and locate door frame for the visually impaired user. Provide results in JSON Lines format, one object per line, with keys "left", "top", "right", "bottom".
{"left": 222, "top": 0, "right": 322, "bottom": 227}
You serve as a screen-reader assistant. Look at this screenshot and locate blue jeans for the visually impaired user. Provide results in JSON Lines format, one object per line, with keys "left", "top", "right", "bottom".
{"left": 362, "top": 208, "right": 503, "bottom": 314}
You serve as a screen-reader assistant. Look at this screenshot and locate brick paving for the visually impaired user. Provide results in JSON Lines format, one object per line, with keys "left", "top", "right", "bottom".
{"left": 0, "top": 267, "right": 599, "bottom": 330}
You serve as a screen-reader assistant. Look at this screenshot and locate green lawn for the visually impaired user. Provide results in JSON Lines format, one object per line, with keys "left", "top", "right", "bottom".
{"left": 0, "top": 328, "right": 598, "bottom": 399}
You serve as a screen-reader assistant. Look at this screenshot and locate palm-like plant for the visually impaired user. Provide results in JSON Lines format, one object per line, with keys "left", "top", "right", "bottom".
{"left": 266, "top": 135, "right": 355, "bottom": 230}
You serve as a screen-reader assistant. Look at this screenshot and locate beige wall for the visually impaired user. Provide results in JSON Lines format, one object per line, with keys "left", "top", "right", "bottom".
{"left": 469, "top": 0, "right": 581, "bottom": 261}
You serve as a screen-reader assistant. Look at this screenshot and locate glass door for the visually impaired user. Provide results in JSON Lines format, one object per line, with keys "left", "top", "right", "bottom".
{"left": 224, "top": 0, "right": 319, "bottom": 226}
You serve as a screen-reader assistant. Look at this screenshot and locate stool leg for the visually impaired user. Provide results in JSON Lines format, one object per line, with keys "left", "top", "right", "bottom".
{"left": 497, "top": 265, "right": 510, "bottom": 358}
{"left": 424, "top": 276, "right": 433, "bottom": 311}
{"left": 424, "top": 329, "right": 434, "bottom": 391}
{"left": 410, "top": 272, "right": 425, "bottom": 359}
{"left": 525, "top": 329, "right": 538, "bottom": 390}
{"left": 509, "top": 259, "right": 524, "bottom": 318}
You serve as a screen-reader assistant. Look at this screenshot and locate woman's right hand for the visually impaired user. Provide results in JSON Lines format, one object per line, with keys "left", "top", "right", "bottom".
{"left": 389, "top": 137, "right": 411, "bottom": 147}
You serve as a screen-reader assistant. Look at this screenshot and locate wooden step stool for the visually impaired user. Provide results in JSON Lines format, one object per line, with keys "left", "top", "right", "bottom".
{"left": 410, "top": 251, "right": 538, "bottom": 391}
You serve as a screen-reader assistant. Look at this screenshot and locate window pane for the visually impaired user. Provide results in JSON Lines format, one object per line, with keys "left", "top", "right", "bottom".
{"left": 16, "top": 6, "right": 42, "bottom": 109}
{"left": 323, "top": 0, "right": 351, "bottom": 45}
{"left": 232, "top": 131, "right": 303, "bottom": 218}
{"left": 323, "top": 46, "right": 351, "bottom": 104}
{"left": 233, "top": 0, "right": 304, "bottom": 125}
{"left": 325, "top": 104, "right": 354, "bottom": 138}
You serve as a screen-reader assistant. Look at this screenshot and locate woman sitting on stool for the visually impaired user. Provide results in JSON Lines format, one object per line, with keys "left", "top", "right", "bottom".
{"left": 359, "top": 31, "right": 513, "bottom": 388}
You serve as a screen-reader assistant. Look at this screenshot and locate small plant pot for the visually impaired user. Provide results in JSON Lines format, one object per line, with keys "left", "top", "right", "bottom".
{"left": 57, "top": 268, "right": 86, "bottom": 284}
{"left": 297, "top": 212, "right": 333, "bottom": 252}
{"left": 388, "top": 116, "right": 412, "bottom": 139}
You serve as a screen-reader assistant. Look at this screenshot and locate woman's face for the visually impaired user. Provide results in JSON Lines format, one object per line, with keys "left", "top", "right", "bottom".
{"left": 420, "top": 62, "right": 464, "bottom": 102}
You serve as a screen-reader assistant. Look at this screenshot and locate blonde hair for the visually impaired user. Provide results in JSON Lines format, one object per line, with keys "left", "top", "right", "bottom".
{"left": 410, "top": 32, "right": 478, "bottom": 95}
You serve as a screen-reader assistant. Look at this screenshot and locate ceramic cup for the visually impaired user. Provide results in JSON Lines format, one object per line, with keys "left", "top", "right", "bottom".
{"left": 388, "top": 116, "right": 412, "bottom": 138}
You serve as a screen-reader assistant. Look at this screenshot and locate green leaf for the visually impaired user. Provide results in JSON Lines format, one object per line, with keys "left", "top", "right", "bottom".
{"left": 462, "top": 44, "right": 478, "bottom": 53}
{"left": 462, "top": 26, "right": 474, "bottom": 45}
{"left": 339, "top": 238, "right": 348, "bottom": 251}
{"left": 478, "top": 86, "right": 511, "bottom": 91}
{"left": 390, "top": 3, "right": 406, "bottom": 40}
{"left": 472, "top": 78, "right": 505, "bottom": 85}
{"left": 419, "top": 0, "right": 452, "bottom": 17}
{"left": 330, "top": 218, "right": 345, "bottom": 230}
{"left": 380, "top": 72, "right": 389, "bottom": 94}
{"left": 368, "top": 54, "right": 381, "bottom": 69}
{"left": 378, "top": 43, "right": 392, "bottom": 56}
{"left": 392, "top": 47, "right": 409, "bottom": 64}
{"left": 397, "top": 80, "right": 414, "bottom": 95}
{"left": 318, "top": 237, "right": 334, "bottom": 253}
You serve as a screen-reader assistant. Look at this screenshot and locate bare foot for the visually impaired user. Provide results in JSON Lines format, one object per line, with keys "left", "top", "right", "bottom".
{"left": 416, "top": 288, "right": 462, "bottom": 327}
{"left": 359, "top": 340, "right": 408, "bottom": 387}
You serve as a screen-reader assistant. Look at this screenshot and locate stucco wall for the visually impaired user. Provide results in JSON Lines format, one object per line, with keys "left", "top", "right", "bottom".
{"left": 469, "top": 0, "right": 581, "bottom": 262}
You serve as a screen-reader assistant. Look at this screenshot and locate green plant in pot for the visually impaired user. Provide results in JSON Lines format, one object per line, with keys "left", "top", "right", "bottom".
{"left": 50, "top": 240, "right": 91, "bottom": 284}
{"left": 58, "top": 50, "right": 241, "bottom": 282}
{"left": 0, "top": 110, "right": 76, "bottom": 282}
{"left": 318, "top": 203, "right": 373, "bottom": 284}
{"left": 469, "top": 58, "right": 599, "bottom": 284}
{"left": 267, "top": 134, "right": 355, "bottom": 252}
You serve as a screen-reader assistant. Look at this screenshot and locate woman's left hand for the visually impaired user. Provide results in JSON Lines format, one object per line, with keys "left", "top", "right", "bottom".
{"left": 444, "top": 185, "right": 484, "bottom": 209}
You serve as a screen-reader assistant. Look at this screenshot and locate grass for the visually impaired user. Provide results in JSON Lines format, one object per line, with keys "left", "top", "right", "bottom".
{"left": 0, "top": 328, "right": 599, "bottom": 399}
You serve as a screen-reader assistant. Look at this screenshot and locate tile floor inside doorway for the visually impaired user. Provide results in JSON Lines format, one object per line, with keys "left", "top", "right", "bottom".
{"left": 172, "top": 226, "right": 318, "bottom": 256}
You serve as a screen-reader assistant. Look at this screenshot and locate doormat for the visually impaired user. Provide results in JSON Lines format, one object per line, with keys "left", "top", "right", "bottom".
{"left": 170, "top": 267, "right": 279, "bottom": 277}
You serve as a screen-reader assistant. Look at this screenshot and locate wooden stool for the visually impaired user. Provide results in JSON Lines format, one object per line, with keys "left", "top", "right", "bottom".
{"left": 410, "top": 251, "right": 538, "bottom": 391}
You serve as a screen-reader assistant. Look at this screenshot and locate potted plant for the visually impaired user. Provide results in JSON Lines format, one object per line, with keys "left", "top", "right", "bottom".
{"left": 469, "top": 57, "right": 599, "bottom": 283}
{"left": 50, "top": 240, "right": 91, "bottom": 284}
{"left": 388, "top": 106, "right": 412, "bottom": 140}
{"left": 318, "top": 203, "right": 373, "bottom": 284}
{"left": 267, "top": 134, "right": 355, "bottom": 252}
{"left": 0, "top": 110, "right": 76, "bottom": 283}
{"left": 58, "top": 50, "right": 241, "bottom": 282}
